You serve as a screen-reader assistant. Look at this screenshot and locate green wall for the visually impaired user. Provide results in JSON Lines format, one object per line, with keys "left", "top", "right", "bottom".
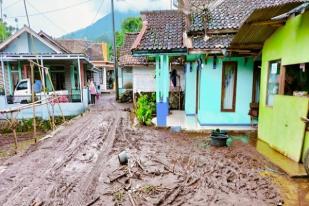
{"left": 258, "top": 11, "right": 309, "bottom": 162}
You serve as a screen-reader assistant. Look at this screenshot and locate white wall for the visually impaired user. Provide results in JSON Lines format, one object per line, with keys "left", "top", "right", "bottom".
{"left": 133, "top": 65, "right": 185, "bottom": 94}
{"left": 133, "top": 66, "right": 156, "bottom": 93}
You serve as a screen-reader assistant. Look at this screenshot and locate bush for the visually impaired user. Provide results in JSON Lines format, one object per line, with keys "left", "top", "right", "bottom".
{"left": 135, "top": 94, "right": 156, "bottom": 126}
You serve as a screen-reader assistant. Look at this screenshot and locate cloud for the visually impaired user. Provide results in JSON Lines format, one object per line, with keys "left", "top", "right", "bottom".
{"left": 2, "top": 0, "right": 172, "bottom": 37}
{"left": 115, "top": 0, "right": 171, "bottom": 12}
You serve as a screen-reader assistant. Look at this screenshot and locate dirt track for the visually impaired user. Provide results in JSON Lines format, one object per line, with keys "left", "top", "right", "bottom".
{"left": 0, "top": 94, "right": 283, "bottom": 206}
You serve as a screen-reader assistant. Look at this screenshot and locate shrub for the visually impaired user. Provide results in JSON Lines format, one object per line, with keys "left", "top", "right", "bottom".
{"left": 135, "top": 94, "right": 156, "bottom": 126}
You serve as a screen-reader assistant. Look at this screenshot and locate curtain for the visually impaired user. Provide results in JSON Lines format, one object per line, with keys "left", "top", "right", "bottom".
{"left": 223, "top": 64, "right": 235, "bottom": 110}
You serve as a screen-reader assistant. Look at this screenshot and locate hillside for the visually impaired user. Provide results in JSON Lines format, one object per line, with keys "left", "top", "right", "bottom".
{"left": 62, "top": 11, "right": 139, "bottom": 43}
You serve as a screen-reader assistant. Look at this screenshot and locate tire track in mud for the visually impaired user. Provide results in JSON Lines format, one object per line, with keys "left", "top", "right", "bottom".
{"left": 0, "top": 113, "right": 104, "bottom": 205}
{"left": 71, "top": 112, "right": 123, "bottom": 205}
{"left": 0, "top": 117, "right": 95, "bottom": 205}
{"left": 0, "top": 94, "right": 125, "bottom": 206}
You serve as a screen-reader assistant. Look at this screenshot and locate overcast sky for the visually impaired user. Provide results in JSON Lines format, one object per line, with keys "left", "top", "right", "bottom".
{"left": 3, "top": 0, "right": 172, "bottom": 37}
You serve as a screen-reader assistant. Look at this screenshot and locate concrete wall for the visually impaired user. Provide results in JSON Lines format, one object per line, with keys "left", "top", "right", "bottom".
{"left": 0, "top": 89, "right": 89, "bottom": 120}
{"left": 185, "top": 63, "right": 197, "bottom": 115}
{"left": 258, "top": 11, "right": 309, "bottom": 162}
{"left": 133, "top": 66, "right": 156, "bottom": 93}
{"left": 3, "top": 32, "right": 55, "bottom": 54}
{"left": 133, "top": 65, "right": 185, "bottom": 94}
{"left": 197, "top": 57, "right": 253, "bottom": 125}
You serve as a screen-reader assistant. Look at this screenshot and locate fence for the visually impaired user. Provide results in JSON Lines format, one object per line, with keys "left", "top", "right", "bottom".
{"left": 0, "top": 89, "right": 89, "bottom": 120}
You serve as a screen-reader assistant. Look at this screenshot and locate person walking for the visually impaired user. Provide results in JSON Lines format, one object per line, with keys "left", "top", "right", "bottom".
{"left": 89, "top": 80, "right": 97, "bottom": 104}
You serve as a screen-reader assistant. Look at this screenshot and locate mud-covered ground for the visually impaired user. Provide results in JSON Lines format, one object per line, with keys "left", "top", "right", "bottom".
{"left": 0, "top": 94, "right": 284, "bottom": 206}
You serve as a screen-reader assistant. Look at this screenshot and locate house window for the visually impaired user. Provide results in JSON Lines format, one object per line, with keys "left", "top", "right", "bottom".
{"left": 284, "top": 63, "right": 309, "bottom": 96}
{"left": 221, "top": 62, "right": 237, "bottom": 112}
{"left": 266, "top": 60, "right": 281, "bottom": 106}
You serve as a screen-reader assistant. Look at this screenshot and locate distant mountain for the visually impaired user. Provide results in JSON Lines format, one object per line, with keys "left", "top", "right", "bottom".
{"left": 62, "top": 11, "right": 139, "bottom": 43}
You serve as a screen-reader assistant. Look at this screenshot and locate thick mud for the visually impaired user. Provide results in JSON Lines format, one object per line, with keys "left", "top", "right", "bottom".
{"left": 0, "top": 94, "right": 284, "bottom": 205}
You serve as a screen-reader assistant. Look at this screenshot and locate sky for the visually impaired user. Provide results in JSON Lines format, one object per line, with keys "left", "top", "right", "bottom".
{"left": 2, "top": 0, "right": 172, "bottom": 37}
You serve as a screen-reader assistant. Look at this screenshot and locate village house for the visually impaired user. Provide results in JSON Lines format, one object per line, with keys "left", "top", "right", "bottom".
{"left": 131, "top": 0, "right": 305, "bottom": 130}
{"left": 119, "top": 32, "right": 185, "bottom": 108}
{"left": 252, "top": 4, "right": 309, "bottom": 165}
{"left": 0, "top": 26, "right": 111, "bottom": 118}
{"left": 55, "top": 38, "right": 115, "bottom": 93}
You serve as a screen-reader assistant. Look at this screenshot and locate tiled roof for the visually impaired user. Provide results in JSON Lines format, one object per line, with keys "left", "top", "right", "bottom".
{"left": 132, "top": 10, "right": 187, "bottom": 53}
{"left": 56, "top": 39, "right": 104, "bottom": 61}
{"left": 189, "top": 0, "right": 306, "bottom": 32}
{"left": 192, "top": 34, "right": 234, "bottom": 49}
{"left": 119, "top": 33, "right": 148, "bottom": 66}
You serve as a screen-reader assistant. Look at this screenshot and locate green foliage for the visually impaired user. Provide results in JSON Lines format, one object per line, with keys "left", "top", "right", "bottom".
{"left": 136, "top": 94, "right": 156, "bottom": 126}
{"left": 0, "top": 116, "right": 75, "bottom": 134}
{"left": 0, "top": 20, "right": 13, "bottom": 42}
{"left": 117, "top": 17, "right": 142, "bottom": 47}
{"left": 121, "top": 17, "right": 142, "bottom": 33}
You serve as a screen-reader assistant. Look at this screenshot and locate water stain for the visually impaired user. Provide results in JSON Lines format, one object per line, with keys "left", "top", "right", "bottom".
{"left": 261, "top": 171, "right": 309, "bottom": 206}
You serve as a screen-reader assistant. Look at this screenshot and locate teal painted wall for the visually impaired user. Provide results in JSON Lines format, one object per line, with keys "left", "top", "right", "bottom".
{"left": 185, "top": 62, "right": 197, "bottom": 115}
{"left": 3, "top": 32, "right": 55, "bottom": 54}
{"left": 197, "top": 57, "right": 254, "bottom": 125}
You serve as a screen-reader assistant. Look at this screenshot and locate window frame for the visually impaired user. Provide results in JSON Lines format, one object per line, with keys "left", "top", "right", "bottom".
{"left": 221, "top": 61, "right": 238, "bottom": 112}
{"left": 266, "top": 59, "right": 282, "bottom": 107}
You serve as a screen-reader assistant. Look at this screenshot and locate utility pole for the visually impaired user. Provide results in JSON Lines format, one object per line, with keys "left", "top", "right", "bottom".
{"left": 111, "top": 0, "right": 119, "bottom": 101}
{"left": 0, "top": 0, "right": 3, "bottom": 42}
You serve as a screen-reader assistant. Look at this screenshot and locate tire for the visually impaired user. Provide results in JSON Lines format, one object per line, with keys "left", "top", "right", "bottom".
{"left": 304, "top": 148, "right": 309, "bottom": 175}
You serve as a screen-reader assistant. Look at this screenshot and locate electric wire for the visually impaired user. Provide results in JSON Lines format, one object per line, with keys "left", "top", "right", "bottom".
{"left": 26, "top": 0, "right": 68, "bottom": 34}
{"left": 7, "top": 0, "right": 92, "bottom": 19}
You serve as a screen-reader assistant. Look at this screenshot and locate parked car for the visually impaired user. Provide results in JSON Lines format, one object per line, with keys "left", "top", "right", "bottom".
{"left": 13, "top": 79, "right": 68, "bottom": 104}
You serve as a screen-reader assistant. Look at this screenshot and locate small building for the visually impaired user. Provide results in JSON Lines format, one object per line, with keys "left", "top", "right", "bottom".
{"left": 55, "top": 39, "right": 114, "bottom": 93}
{"left": 131, "top": 0, "right": 304, "bottom": 130}
{"left": 256, "top": 7, "right": 309, "bottom": 163}
{"left": 119, "top": 33, "right": 185, "bottom": 107}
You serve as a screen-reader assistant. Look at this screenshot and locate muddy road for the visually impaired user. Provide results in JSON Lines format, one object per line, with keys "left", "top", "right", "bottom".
{"left": 0, "top": 94, "right": 284, "bottom": 205}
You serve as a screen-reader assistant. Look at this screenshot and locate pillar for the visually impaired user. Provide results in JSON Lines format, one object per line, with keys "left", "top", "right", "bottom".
{"left": 7, "top": 62, "right": 13, "bottom": 95}
{"left": 18, "top": 61, "right": 22, "bottom": 81}
{"left": 156, "top": 55, "right": 170, "bottom": 127}
{"left": 103, "top": 67, "right": 107, "bottom": 91}
{"left": 70, "top": 65, "right": 76, "bottom": 90}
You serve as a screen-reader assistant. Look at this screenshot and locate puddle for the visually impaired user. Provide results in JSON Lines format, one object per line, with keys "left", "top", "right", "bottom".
{"left": 261, "top": 171, "right": 309, "bottom": 206}
{"left": 227, "top": 132, "right": 309, "bottom": 205}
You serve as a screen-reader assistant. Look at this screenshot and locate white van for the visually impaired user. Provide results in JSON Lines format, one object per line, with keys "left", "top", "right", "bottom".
{"left": 13, "top": 79, "right": 68, "bottom": 103}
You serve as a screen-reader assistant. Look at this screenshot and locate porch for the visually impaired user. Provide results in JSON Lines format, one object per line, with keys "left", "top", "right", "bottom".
{"left": 152, "top": 110, "right": 256, "bottom": 132}
{"left": 1, "top": 53, "right": 98, "bottom": 104}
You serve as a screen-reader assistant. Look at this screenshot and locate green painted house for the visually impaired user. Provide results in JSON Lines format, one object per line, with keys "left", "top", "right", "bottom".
{"left": 257, "top": 6, "right": 309, "bottom": 163}
{"left": 131, "top": 0, "right": 304, "bottom": 129}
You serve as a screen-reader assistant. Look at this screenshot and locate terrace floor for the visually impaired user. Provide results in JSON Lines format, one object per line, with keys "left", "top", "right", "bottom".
{"left": 152, "top": 110, "right": 257, "bottom": 132}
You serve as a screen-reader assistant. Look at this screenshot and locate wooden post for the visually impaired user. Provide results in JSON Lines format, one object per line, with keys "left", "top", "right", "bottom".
{"left": 30, "top": 62, "right": 37, "bottom": 143}
{"left": 279, "top": 65, "right": 286, "bottom": 95}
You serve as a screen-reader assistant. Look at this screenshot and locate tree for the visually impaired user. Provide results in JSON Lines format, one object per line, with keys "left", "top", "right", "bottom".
{"left": 0, "top": 20, "right": 12, "bottom": 43}
{"left": 109, "top": 16, "right": 142, "bottom": 61}
{"left": 117, "top": 17, "right": 142, "bottom": 47}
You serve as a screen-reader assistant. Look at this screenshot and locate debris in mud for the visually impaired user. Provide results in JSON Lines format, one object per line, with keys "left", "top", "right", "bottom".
{"left": 118, "top": 150, "right": 129, "bottom": 165}
{"left": 0, "top": 95, "right": 286, "bottom": 206}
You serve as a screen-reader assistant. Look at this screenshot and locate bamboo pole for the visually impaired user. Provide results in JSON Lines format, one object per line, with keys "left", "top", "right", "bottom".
{"left": 30, "top": 62, "right": 37, "bottom": 143}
